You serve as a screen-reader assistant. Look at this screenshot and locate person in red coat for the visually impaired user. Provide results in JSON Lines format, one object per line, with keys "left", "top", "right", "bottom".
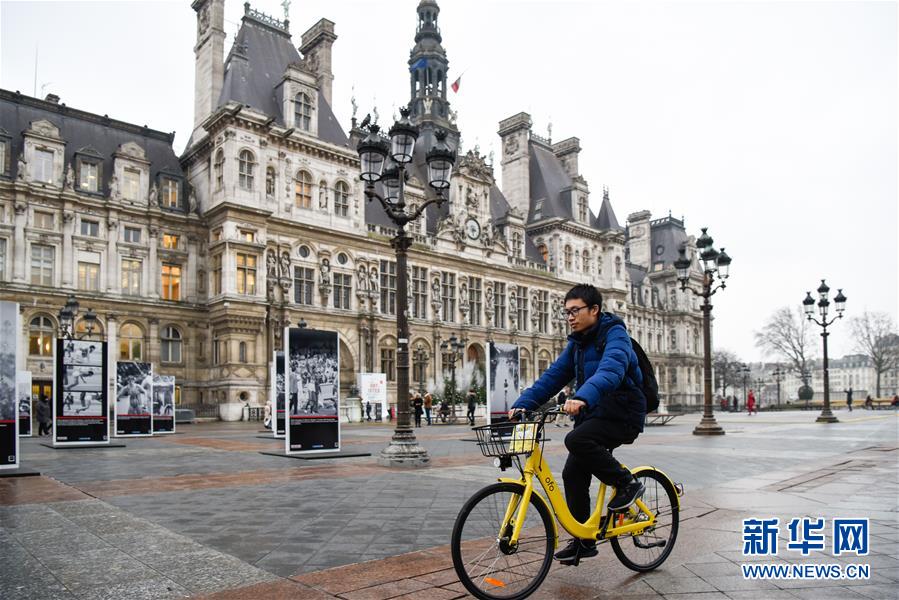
{"left": 747, "top": 390, "right": 756, "bottom": 415}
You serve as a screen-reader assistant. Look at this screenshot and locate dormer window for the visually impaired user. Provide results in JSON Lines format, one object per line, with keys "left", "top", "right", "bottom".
{"left": 34, "top": 149, "right": 54, "bottom": 184}
{"left": 161, "top": 178, "right": 179, "bottom": 208}
{"left": 79, "top": 161, "right": 100, "bottom": 192}
{"left": 214, "top": 150, "right": 224, "bottom": 191}
{"left": 123, "top": 168, "right": 141, "bottom": 201}
{"left": 578, "top": 197, "right": 588, "bottom": 222}
{"left": 511, "top": 232, "right": 522, "bottom": 258}
{"left": 0, "top": 131, "right": 10, "bottom": 177}
{"left": 295, "top": 93, "right": 313, "bottom": 131}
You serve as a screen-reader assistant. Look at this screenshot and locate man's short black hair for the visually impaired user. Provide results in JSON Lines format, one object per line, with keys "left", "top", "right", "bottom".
{"left": 564, "top": 283, "right": 603, "bottom": 309}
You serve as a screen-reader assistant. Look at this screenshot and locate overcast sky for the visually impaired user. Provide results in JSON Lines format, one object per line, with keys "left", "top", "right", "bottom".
{"left": 1, "top": 0, "right": 896, "bottom": 364}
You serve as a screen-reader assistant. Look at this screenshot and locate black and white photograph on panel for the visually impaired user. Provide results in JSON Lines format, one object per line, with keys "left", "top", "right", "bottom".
{"left": 0, "top": 301, "right": 17, "bottom": 468}
{"left": 54, "top": 339, "right": 109, "bottom": 445}
{"left": 488, "top": 342, "right": 520, "bottom": 424}
{"left": 62, "top": 340, "right": 103, "bottom": 366}
{"left": 274, "top": 351, "right": 285, "bottom": 437}
{"left": 62, "top": 365, "right": 102, "bottom": 391}
{"left": 152, "top": 374, "right": 176, "bottom": 434}
{"left": 115, "top": 361, "right": 153, "bottom": 436}
{"left": 17, "top": 371, "right": 31, "bottom": 437}
{"left": 61, "top": 391, "right": 103, "bottom": 417}
{"left": 286, "top": 328, "right": 339, "bottom": 454}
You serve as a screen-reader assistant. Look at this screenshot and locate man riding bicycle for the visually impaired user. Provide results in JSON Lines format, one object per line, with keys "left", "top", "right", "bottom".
{"left": 510, "top": 283, "right": 646, "bottom": 563}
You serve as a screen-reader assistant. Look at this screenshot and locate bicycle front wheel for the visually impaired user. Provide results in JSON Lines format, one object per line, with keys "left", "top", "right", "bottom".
{"left": 451, "top": 482, "right": 556, "bottom": 600}
{"left": 610, "top": 468, "right": 680, "bottom": 572}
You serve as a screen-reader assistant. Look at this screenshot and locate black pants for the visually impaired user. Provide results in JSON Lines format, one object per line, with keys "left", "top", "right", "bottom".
{"left": 414, "top": 411, "right": 422, "bottom": 427}
{"left": 562, "top": 418, "right": 638, "bottom": 524}
{"left": 38, "top": 421, "right": 52, "bottom": 436}
{"left": 467, "top": 407, "right": 475, "bottom": 425}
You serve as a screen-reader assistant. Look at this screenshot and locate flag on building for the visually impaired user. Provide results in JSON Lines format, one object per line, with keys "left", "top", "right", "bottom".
{"left": 409, "top": 57, "right": 427, "bottom": 71}
{"left": 451, "top": 76, "right": 461, "bottom": 93}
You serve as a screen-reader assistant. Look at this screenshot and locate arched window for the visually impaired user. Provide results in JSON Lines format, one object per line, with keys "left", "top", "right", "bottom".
{"left": 238, "top": 150, "right": 255, "bottom": 191}
{"left": 334, "top": 181, "right": 350, "bottom": 217}
{"left": 213, "top": 149, "right": 224, "bottom": 191}
{"left": 29, "top": 315, "right": 55, "bottom": 356}
{"left": 615, "top": 255, "right": 622, "bottom": 277}
{"left": 75, "top": 317, "right": 104, "bottom": 341}
{"left": 537, "top": 243, "right": 548, "bottom": 264}
{"left": 265, "top": 166, "right": 276, "bottom": 197}
{"left": 564, "top": 245, "right": 572, "bottom": 270}
{"left": 119, "top": 323, "right": 144, "bottom": 360}
{"left": 669, "top": 329, "right": 677, "bottom": 352}
{"left": 294, "top": 93, "right": 313, "bottom": 131}
{"left": 511, "top": 232, "right": 522, "bottom": 258}
{"left": 295, "top": 170, "right": 313, "bottom": 209}
{"left": 582, "top": 250, "right": 591, "bottom": 275}
{"left": 238, "top": 341, "right": 247, "bottom": 363}
{"left": 161, "top": 326, "right": 182, "bottom": 363}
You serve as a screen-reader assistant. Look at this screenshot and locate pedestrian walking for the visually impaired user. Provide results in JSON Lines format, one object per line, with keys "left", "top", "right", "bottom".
{"left": 845, "top": 387, "right": 853, "bottom": 412}
{"left": 413, "top": 392, "right": 424, "bottom": 427}
{"left": 747, "top": 389, "right": 756, "bottom": 415}
{"left": 36, "top": 395, "right": 52, "bottom": 436}
{"left": 423, "top": 392, "right": 433, "bottom": 425}
{"left": 365, "top": 401, "right": 372, "bottom": 421}
{"left": 466, "top": 389, "right": 477, "bottom": 426}
{"left": 732, "top": 395, "right": 738, "bottom": 412}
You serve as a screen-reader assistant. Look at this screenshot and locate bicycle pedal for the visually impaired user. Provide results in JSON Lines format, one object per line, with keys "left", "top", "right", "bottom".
{"left": 559, "top": 556, "right": 581, "bottom": 566}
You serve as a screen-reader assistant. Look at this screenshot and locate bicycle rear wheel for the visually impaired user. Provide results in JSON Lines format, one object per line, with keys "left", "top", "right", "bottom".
{"left": 451, "top": 482, "right": 556, "bottom": 600}
{"left": 610, "top": 468, "right": 679, "bottom": 572}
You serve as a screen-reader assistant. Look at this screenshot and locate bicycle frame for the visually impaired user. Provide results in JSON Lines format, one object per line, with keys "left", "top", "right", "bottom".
{"left": 498, "top": 442, "right": 675, "bottom": 546}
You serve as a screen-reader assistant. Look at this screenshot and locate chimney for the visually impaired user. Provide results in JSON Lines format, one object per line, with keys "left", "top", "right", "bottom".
{"left": 44, "top": 93, "right": 60, "bottom": 104}
{"left": 299, "top": 19, "right": 337, "bottom": 106}
{"left": 626, "top": 210, "right": 653, "bottom": 269}
{"left": 191, "top": 0, "right": 226, "bottom": 141}
{"left": 497, "top": 112, "right": 532, "bottom": 218}
{"left": 552, "top": 137, "right": 580, "bottom": 178}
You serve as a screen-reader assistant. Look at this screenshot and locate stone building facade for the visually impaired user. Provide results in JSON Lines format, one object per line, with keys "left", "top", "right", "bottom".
{"left": 0, "top": 0, "right": 705, "bottom": 411}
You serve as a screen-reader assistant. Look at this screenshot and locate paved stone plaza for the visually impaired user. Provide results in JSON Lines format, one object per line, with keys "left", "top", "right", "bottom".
{"left": 1, "top": 410, "right": 897, "bottom": 599}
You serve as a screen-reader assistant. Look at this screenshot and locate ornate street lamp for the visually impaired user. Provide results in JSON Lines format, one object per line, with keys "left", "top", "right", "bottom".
{"left": 740, "top": 364, "right": 751, "bottom": 408}
{"left": 412, "top": 343, "right": 430, "bottom": 394}
{"left": 674, "top": 227, "right": 732, "bottom": 435}
{"left": 356, "top": 107, "right": 456, "bottom": 466}
{"left": 802, "top": 280, "right": 846, "bottom": 423}
{"left": 440, "top": 334, "right": 467, "bottom": 416}
{"left": 57, "top": 294, "right": 81, "bottom": 340}
{"left": 772, "top": 366, "right": 786, "bottom": 406}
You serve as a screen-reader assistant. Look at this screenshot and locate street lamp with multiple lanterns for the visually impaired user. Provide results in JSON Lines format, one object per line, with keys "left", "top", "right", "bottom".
{"left": 440, "top": 334, "right": 467, "bottom": 418}
{"left": 802, "top": 280, "right": 847, "bottom": 423}
{"left": 356, "top": 106, "right": 457, "bottom": 466}
{"left": 772, "top": 366, "right": 786, "bottom": 406}
{"left": 674, "top": 228, "right": 732, "bottom": 436}
{"left": 57, "top": 294, "right": 98, "bottom": 340}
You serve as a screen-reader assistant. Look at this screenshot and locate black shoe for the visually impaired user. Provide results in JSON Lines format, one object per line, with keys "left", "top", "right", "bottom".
{"left": 608, "top": 476, "right": 645, "bottom": 512}
{"left": 554, "top": 538, "right": 598, "bottom": 561}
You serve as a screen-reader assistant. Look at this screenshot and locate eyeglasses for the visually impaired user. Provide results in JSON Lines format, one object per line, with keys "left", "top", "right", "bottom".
{"left": 563, "top": 305, "right": 592, "bottom": 318}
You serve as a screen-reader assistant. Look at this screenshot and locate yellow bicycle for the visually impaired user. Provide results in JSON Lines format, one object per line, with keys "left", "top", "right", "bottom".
{"left": 451, "top": 407, "right": 683, "bottom": 600}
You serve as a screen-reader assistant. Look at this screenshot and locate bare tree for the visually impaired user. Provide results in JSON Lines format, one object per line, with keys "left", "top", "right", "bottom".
{"left": 713, "top": 349, "right": 742, "bottom": 398}
{"left": 754, "top": 306, "right": 816, "bottom": 380}
{"left": 850, "top": 311, "right": 899, "bottom": 397}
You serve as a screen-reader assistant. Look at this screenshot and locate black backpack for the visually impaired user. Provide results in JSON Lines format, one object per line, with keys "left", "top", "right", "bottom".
{"left": 596, "top": 335, "right": 660, "bottom": 414}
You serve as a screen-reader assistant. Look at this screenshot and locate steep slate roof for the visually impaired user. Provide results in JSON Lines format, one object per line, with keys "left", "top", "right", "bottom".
{"left": 219, "top": 14, "right": 348, "bottom": 147}
{"left": 0, "top": 90, "right": 184, "bottom": 191}
{"left": 527, "top": 140, "right": 623, "bottom": 232}
{"left": 596, "top": 191, "right": 623, "bottom": 230}
{"left": 649, "top": 217, "right": 689, "bottom": 267}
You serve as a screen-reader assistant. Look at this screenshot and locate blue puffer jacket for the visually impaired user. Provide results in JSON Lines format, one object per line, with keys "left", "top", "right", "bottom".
{"left": 513, "top": 313, "right": 646, "bottom": 431}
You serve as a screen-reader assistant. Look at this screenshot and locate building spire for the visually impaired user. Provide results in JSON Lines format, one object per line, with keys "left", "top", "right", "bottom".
{"left": 408, "top": 0, "right": 452, "bottom": 128}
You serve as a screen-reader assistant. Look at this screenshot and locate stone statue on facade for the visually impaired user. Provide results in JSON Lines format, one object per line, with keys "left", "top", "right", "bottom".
{"left": 319, "top": 258, "right": 331, "bottom": 296}
{"left": 64, "top": 164, "right": 74, "bottom": 189}
{"left": 17, "top": 156, "right": 28, "bottom": 181}
{"left": 148, "top": 183, "right": 158, "bottom": 207}
{"left": 356, "top": 264, "right": 369, "bottom": 297}
{"left": 108, "top": 173, "right": 120, "bottom": 199}
{"left": 279, "top": 252, "right": 291, "bottom": 283}
{"left": 484, "top": 286, "right": 495, "bottom": 327}
{"left": 508, "top": 293, "right": 518, "bottom": 330}
{"left": 530, "top": 293, "right": 540, "bottom": 330}
{"left": 459, "top": 281, "right": 470, "bottom": 322}
{"left": 430, "top": 277, "right": 443, "bottom": 316}
{"left": 188, "top": 189, "right": 198, "bottom": 214}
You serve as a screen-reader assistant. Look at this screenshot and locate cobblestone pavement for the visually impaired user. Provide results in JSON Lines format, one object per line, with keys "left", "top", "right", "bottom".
{"left": 1, "top": 410, "right": 896, "bottom": 599}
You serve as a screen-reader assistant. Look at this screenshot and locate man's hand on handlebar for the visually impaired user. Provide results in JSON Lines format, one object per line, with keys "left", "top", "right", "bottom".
{"left": 563, "top": 398, "right": 586, "bottom": 417}
{"left": 508, "top": 407, "right": 525, "bottom": 421}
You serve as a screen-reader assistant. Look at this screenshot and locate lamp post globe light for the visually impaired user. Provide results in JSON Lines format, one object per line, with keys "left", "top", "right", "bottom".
{"left": 440, "top": 334, "right": 467, "bottom": 420}
{"left": 356, "top": 106, "right": 457, "bottom": 467}
{"left": 740, "top": 364, "right": 751, "bottom": 407}
{"left": 674, "top": 228, "right": 732, "bottom": 435}
{"left": 802, "top": 280, "right": 846, "bottom": 423}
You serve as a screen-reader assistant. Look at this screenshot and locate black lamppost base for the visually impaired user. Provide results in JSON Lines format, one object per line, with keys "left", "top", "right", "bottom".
{"left": 693, "top": 416, "right": 726, "bottom": 436}
{"left": 377, "top": 434, "right": 431, "bottom": 467}
{"left": 816, "top": 412, "right": 839, "bottom": 423}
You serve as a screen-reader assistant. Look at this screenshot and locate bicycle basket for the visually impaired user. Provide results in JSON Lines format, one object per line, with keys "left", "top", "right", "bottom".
{"left": 473, "top": 421, "right": 541, "bottom": 458}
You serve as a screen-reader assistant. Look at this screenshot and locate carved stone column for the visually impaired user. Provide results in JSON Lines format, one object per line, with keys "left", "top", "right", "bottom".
{"left": 62, "top": 210, "right": 75, "bottom": 287}
{"left": 186, "top": 234, "right": 199, "bottom": 302}
{"left": 106, "top": 218, "right": 118, "bottom": 293}
{"left": 148, "top": 227, "right": 160, "bottom": 299}
{"left": 12, "top": 201, "right": 26, "bottom": 282}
